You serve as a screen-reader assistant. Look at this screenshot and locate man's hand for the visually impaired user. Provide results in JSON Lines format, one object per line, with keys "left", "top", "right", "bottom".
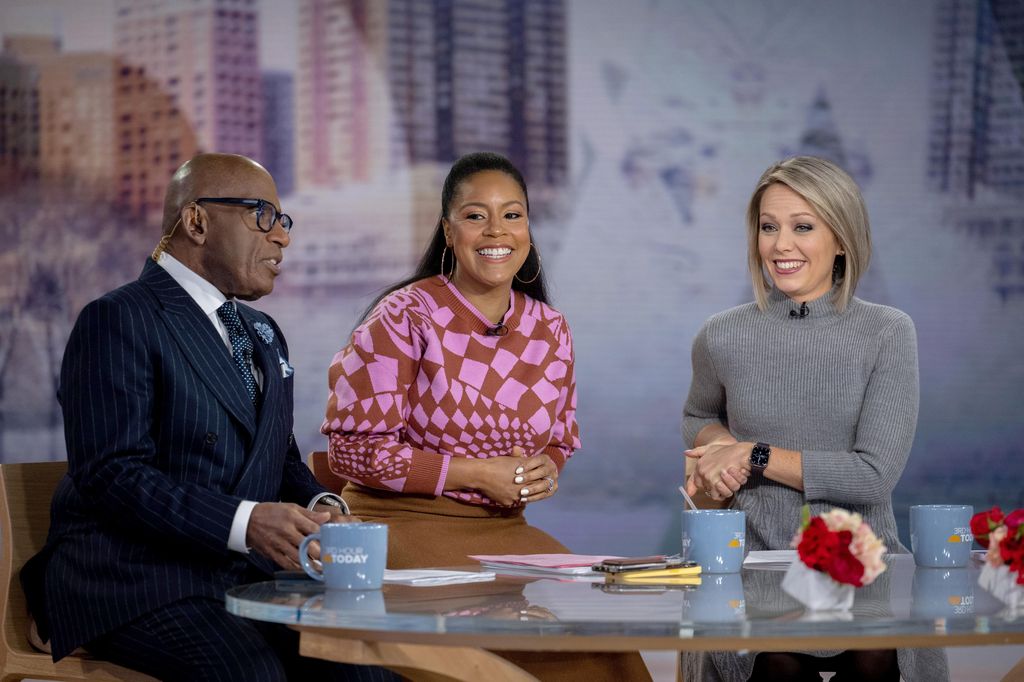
{"left": 247, "top": 502, "right": 330, "bottom": 570}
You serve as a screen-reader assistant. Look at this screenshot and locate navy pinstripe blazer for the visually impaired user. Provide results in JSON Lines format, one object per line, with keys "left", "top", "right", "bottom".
{"left": 22, "top": 260, "right": 326, "bottom": 661}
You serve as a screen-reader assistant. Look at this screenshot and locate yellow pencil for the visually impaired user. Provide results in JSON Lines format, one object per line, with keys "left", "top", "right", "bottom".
{"left": 607, "top": 565, "right": 703, "bottom": 584}
{"left": 616, "top": 565, "right": 701, "bottom": 578}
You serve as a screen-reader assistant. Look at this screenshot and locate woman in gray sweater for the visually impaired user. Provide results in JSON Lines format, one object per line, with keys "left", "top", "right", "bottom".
{"left": 682, "top": 156, "right": 945, "bottom": 681}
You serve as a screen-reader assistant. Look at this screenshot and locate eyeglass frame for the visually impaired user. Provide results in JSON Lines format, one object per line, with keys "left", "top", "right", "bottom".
{"left": 193, "top": 197, "right": 293, "bottom": 234}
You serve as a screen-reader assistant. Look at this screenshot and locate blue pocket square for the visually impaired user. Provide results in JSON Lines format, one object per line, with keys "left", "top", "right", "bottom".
{"left": 279, "top": 354, "right": 294, "bottom": 379}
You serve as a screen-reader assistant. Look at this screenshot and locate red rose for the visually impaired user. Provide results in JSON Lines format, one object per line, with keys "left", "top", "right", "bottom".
{"left": 971, "top": 507, "right": 1005, "bottom": 549}
{"left": 826, "top": 530, "right": 866, "bottom": 587}
{"left": 798, "top": 517, "right": 840, "bottom": 573}
{"left": 1000, "top": 533, "right": 1024, "bottom": 571}
{"left": 1004, "top": 509, "right": 1024, "bottom": 535}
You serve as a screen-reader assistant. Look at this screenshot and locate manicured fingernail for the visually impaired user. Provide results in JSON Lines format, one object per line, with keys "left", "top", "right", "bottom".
{"left": 520, "top": 487, "right": 530, "bottom": 496}
{"left": 520, "top": 496, "right": 528, "bottom": 502}
{"left": 514, "top": 475, "right": 524, "bottom": 484}
{"left": 515, "top": 466, "right": 525, "bottom": 475}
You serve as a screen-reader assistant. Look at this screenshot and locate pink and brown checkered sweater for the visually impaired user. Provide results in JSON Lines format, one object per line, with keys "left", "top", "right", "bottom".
{"left": 321, "top": 276, "right": 580, "bottom": 506}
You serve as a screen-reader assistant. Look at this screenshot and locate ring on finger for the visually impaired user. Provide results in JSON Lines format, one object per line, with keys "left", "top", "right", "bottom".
{"left": 544, "top": 476, "right": 554, "bottom": 492}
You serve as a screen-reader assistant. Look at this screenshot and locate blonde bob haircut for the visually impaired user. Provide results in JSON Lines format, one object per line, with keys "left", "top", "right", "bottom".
{"left": 746, "top": 156, "right": 871, "bottom": 313}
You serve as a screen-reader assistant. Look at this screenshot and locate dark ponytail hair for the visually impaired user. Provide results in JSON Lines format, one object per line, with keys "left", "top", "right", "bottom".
{"left": 357, "top": 151, "right": 549, "bottom": 324}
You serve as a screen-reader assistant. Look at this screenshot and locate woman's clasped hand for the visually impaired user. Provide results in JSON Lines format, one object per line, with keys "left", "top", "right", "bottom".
{"left": 683, "top": 433, "right": 749, "bottom": 503}
{"left": 459, "top": 446, "right": 559, "bottom": 507}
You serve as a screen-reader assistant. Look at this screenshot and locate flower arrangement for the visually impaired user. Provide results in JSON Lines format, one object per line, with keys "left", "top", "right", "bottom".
{"left": 793, "top": 507, "right": 888, "bottom": 587}
{"left": 971, "top": 506, "right": 1024, "bottom": 608}
{"left": 782, "top": 507, "right": 888, "bottom": 611}
{"left": 972, "top": 507, "right": 1024, "bottom": 583}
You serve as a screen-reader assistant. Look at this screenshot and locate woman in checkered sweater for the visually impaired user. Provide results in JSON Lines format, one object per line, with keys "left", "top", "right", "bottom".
{"left": 321, "top": 152, "right": 652, "bottom": 681}
{"left": 321, "top": 151, "right": 580, "bottom": 565}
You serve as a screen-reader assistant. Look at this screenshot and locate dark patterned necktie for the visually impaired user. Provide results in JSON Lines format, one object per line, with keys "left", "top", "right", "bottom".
{"left": 216, "top": 302, "right": 259, "bottom": 405}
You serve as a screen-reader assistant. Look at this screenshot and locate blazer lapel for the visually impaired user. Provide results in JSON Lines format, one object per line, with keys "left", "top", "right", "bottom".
{"left": 231, "top": 306, "right": 286, "bottom": 493}
{"left": 139, "top": 260, "right": 257, "bottom": 439}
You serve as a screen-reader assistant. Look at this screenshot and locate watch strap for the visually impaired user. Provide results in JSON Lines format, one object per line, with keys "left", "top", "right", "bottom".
{"left": 308, "top": 492, "right": 350, "bottom": 515}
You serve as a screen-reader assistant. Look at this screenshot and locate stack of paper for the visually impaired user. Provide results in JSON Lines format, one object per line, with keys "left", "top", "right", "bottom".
{"left": 382, "top": 569, "right": 496, "bottom": 586}
{"left": 742, "top": 550, "right": 798, "bottom": 570}
{"left": 469, "top": 553, "right": 620, "bottom": 578}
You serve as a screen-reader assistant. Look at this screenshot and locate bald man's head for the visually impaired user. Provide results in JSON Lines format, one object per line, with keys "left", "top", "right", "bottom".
{"left": 154, "top": 152, "right": 288, "bottom": 301}
{"left": 160, "top": 153, "right": 273, "bottom": 235}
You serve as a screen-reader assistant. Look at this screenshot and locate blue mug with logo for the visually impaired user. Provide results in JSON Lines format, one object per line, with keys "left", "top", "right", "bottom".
{"left": 909, "top": 505, "right": 973, "bottom": 568}
{"left": 299, "top": 522, "right": 388, "bottom": 590}
{"left": 681, "top": 509, "right": 746, "bottom": 573}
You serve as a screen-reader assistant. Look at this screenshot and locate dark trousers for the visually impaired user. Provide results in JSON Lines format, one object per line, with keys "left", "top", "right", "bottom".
{"left": 86, "top": 596, "right": 398, "bottom": 682}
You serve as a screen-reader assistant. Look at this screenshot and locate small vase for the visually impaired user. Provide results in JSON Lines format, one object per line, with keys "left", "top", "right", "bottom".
{"left": 781, "top": 560, "right": 855, "bottom": 611}
{"left": 978, "top": 563, "right": 1024, "bottom": 609}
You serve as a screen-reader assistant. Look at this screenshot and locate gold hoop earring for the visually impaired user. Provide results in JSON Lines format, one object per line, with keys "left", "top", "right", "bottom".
{"left": 515, "top": 244, "right": 542, "bottom": 284}
{"left": 440, "top": 245, "right": 455, "bottom": 282}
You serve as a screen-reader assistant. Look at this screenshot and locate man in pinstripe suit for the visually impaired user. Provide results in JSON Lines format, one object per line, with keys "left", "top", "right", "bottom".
{"left": 21, "top": 154, "right": 394, "bottom": 681}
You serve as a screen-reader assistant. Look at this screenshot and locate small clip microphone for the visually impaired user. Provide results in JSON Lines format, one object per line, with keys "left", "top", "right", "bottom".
{"left": 484, "top": 323, "right": 509, "bottom": 337}
{"left": 789, "top": 302, "right": 809, "bottom": 319}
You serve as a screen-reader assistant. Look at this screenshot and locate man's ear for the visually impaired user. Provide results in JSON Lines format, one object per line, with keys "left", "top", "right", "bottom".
{"left": 181, "top": 203, "right": 208, "bottom": 245}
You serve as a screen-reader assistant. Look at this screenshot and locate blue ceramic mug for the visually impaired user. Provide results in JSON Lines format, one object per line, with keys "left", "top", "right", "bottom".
{"left": 909, "top": 505, "right": 973, "bottom": 568}
{"left": 299, "top": 522, "right": 388, "bottom": 590}
{"left": 681, "top": 509, "right": 746, "bottom": 573}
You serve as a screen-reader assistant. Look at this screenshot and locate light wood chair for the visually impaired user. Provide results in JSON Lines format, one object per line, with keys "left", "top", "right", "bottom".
{"left": 0, "top": 462, "right": 155, "bottom": 681}
{"left": 309, "top": 450, "right": 347, "bottom": 493}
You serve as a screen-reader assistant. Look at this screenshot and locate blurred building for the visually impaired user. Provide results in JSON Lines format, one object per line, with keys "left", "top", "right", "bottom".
{"left": 0, "top": 39, "right": 41, "bottom": 185}
{"left": 262, "top": 71, "right": 295, "bottom": 197}
{"left": 295, "top": 0, "right": 568, "bottom": 189}
{"left": 1, "top": 34, "right": 198, "bottom": 215}
{"left": 2, "top": 38, "right": 109, "bottom": 193}
{"left": 113, "top": 0, "right": 263, "bottom": 161}
{"left": 928, "top": 0, "right": 1024, "bottom": 302}
{"left": 927, "top": 0, "right": 1024, "bottom": 199}
{"left": 295, "top": 0, "right": 390, "bottom": 186}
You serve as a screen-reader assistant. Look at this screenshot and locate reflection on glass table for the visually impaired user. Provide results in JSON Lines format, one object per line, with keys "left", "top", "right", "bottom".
{"left": 226, "top": 554, "right": 1024, "bottom": 682}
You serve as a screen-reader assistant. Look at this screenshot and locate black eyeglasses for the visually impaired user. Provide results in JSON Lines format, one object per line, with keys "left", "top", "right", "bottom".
{"left": 194, "top": 197, "right": 293, "bottom": 234}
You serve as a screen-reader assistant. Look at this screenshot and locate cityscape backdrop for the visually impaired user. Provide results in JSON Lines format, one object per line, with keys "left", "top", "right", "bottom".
{"left": 1, "top": 0, "right": 1022, "bottom": 555}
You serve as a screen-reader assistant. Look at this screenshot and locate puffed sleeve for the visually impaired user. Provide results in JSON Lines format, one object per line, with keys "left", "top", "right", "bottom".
{"left": 321, "top": 292, "right": 451, "bottom": 495}
{"left": 540, "top": 315, "right": 580, "bottom": 471}
{"left": 801, "top": 313, "right": 919, "bottom": 504}
{"left": 682, "top": 321, "right": 729, "bottom": 447}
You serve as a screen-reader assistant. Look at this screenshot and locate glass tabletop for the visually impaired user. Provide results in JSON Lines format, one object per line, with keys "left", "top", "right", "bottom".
{"left": 225, "top": 554, "right": 1024, "bottom": 643}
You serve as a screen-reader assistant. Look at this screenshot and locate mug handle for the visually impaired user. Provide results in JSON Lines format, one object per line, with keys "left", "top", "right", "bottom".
{"left": 298, "top": 532, "right": 325, "bottom": 582}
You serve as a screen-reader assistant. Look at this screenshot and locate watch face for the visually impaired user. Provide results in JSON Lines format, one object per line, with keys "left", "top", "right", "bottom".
{"left": 751, "top": 444, "right": 771, "bottom": 468}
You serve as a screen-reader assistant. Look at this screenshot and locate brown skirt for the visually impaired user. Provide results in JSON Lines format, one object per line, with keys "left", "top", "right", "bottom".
{"left": 342, "top": 483, "right": 570, "bottom": 568}
{"left": 342, "top": 484, "right": 652, "bottom": 682}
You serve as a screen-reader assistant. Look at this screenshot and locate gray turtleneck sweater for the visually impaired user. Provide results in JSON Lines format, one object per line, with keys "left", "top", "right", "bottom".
{"left": 682, "top": 287, "right": 919, "bottom": 554}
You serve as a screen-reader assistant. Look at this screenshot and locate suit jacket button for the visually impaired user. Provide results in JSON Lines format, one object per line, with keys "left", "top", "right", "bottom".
{"left": 205, "top": 432, "right": 218, "bottom": 444}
